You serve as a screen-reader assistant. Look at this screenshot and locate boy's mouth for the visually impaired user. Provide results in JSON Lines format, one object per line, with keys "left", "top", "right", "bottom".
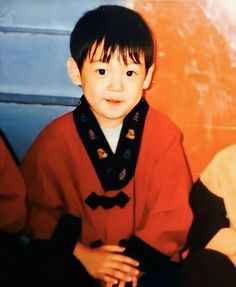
{"left": 106, "top": 99, "right": 122, "bottom": 105}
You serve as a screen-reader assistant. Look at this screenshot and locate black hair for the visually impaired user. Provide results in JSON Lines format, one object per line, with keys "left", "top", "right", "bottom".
{"left": 70, "top": 5, "right": 155, "bottom": 71}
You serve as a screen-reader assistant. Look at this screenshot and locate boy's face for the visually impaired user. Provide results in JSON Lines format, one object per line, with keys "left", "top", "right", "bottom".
{"left": 67, "top": 43, "right": 154, "bottom": 128}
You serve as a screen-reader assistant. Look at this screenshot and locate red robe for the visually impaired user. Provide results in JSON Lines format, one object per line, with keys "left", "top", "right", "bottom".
{"left": 21, "top": 98, "right": 192, "bottom": 262}
{"left": 0, "top": 136, "right": 26, "bottom": 232}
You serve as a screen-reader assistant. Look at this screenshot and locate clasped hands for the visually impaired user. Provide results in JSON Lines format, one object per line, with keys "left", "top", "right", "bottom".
{"left": 73, "top": 242, "right": 140, "bottom": 287}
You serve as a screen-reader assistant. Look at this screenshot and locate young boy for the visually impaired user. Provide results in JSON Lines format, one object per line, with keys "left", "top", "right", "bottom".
{"left": 180, "top": 144, "right": 236, "bottom": 287}
{"left": 21, "top": 5, "right": 192, "bottom": 287}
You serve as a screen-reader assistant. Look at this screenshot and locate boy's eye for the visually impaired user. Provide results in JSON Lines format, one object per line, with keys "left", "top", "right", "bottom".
{"left": 126, "top": 70, "right": 135, "bottom": 77}
{"left": 97, "top": 69, "right": 107, "bottom": 75}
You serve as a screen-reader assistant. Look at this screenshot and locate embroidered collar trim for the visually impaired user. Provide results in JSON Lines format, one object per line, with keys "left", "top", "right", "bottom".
{"left": 73, "top": 96, "right": 149, "bottom": 191}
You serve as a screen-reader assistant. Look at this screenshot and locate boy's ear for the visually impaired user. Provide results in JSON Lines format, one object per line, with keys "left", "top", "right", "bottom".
{"left": 143, "top": 64, "right": 155, "bottom": 90}
{"left": 67, "top": 57, "right": 82, "bottom": 85}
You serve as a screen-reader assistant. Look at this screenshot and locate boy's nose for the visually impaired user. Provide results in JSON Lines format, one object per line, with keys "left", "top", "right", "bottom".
{"left": 107, "top": 74, "right": 124, "bottom": 92}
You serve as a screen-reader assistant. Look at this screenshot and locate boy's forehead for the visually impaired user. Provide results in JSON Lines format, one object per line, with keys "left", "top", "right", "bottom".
{"left": 88, "top": 42, "right": 145, "bottom": 65}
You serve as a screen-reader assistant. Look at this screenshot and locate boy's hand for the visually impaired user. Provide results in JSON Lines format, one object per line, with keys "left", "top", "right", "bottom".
{"left": 104, "top": 270, "right": 143, "bottom": 287}
{"left": 73, "top": 242, "right": 139, "bottom": 285}
{"left": 104, "top": 278, "right": 138, "bottom": 287}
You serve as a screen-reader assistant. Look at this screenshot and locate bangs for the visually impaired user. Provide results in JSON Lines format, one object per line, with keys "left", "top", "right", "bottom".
{"left": 88, "top": 39, "right": 142, "bottom": 65}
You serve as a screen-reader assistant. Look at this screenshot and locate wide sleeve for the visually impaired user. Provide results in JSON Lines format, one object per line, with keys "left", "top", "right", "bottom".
{"left": 0, "top": 137, "right": 26, "bottom": 232}
{"left": 123, "top": 130, "right": 193, "bottom": 270}
{"left": 187, "top": 180, "right": 229, "bottom": 249}
{"left": 21, "top": 128, "right": 82, "bottom": 240}
{"left": 188, "top": 145, "right": 236, "bottom": 265}
{"left": 187, "top": 181, "right": 236, "bottom": 266}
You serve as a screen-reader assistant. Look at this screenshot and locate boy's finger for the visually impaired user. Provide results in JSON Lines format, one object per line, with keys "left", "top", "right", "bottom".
{"left": 108, "top": 261, "right": 139, "bottom": 276}
{"left": 104, "top": 269, "right": 134, "bottom": 283}
{"left": 118, "top": 280, "right": 126, "bottom": 287}
{"left": 112, "top": 254, "right": 139, "bottom": 267}
{"left": 101, "top": 245, "right": 125, "bottom": 253}
{"left": 132, "top": 277, "right": 138, "bottom": 287}
{"left": 99, "top": 274, "right": 118, "bottom": 285}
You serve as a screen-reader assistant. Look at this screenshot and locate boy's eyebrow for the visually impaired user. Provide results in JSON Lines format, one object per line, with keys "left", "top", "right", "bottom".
{"left": 90, "top": 60, "right": 144, "bottom": 68}
{"left": 90, "top": 57, "right": 144, "bottom": 66}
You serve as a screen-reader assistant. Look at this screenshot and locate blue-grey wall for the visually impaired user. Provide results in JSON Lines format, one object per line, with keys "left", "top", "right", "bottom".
{"left": 0, "top": 0, "right": 128, "bottom": 161}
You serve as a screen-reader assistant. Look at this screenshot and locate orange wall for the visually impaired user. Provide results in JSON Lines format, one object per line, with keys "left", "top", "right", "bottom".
{"left": 134, "top": 0, "right": 236, "bottom": 180}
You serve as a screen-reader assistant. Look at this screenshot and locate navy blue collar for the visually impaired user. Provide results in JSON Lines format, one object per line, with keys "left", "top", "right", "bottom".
{"left": 73, "top": 96, "right": 149, "bottom": 191}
